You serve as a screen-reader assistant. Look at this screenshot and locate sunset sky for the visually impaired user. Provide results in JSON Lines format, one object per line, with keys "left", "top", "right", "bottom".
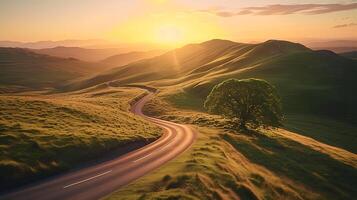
{"left": 1, "top": 0, "right": 357, "bottom": 47}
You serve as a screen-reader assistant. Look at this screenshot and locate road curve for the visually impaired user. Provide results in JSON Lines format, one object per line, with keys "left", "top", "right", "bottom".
{"left": 1, "top": 92, "right": 196, "bottom": 200}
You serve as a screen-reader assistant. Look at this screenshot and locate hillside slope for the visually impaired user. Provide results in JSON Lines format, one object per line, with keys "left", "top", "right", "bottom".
{"left": 107, "top": 91, "right": 357, "bottom": 200}
{"left": 0, "top": 87, "right": 160, "bottom": 190}
{"left": 32, "top": 46, "right": 122, "bottom": 62}
{"left": 71, "top": 39, "right": 309, "bottom": 89}
{"left": 0, "top": 48, "right": 103, "bottom": 90}
{"left": 77, "top": 40, "right": 357, "bottom": 123}
{"left": 340, "top": 51, "right": 357, "bottom": 59}
{"left": 100, "top": 50, "right": 165, "bottom": 67}
{"left": 70, "top": 39, "right": 357, "bottom": 150}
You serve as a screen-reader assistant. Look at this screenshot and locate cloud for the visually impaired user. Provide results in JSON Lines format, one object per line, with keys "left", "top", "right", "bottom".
{"left": 215, "top": 11, "right": 237, "bottom": 17}
{"left": 333, "top": 22, "right": 357, "bottom": 28}
{"left": 199, "top": 3, "right": 357, "bottom": 17}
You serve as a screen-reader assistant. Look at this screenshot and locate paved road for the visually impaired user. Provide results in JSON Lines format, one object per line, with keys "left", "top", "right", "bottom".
{"left": 2, "top": 92, "right": 196, "bottom": 200}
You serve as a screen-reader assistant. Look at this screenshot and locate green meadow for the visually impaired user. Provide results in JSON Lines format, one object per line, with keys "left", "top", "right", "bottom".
{"left": 0, "top": 87, "right": 161, "bottom": 190}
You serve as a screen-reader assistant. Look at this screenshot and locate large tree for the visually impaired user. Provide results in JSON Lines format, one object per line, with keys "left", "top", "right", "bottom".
{"left": 204, "top": 78, "right": 283, "bottom": 129}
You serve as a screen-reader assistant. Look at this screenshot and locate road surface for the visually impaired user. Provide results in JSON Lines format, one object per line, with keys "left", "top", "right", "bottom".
{"left": 2, "top": 92, "right": 196, "bottom": 200}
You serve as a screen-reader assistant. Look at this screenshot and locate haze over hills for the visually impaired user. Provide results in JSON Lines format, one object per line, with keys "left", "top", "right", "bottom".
{"left": 0, "top": 48, "right": 104, "bottom": 91}
{"left": 312, "top": 46, "right": 357, "bottom": 53}
{"left": 0, "top": 39, "right": 109, "bottom": 49}
{"left": 0, "top": 47, "right": 168, "bottom": 92}
{"left": 31, "top": 46, "right": 124, "bottom": 62}
{"left": 305, "top": 40, "right": 357, "bottom": 53}
{"left": 305, "top": 40, "right": 357, "bottom": 48}
{"left": 100, "top": 50, "right": 165, "bottom": 67}
{"left": 0, "top": 40, "right": 169, "bottom": 53}
{"left": 340, "top": 51, "right": 357, "bottom": 60}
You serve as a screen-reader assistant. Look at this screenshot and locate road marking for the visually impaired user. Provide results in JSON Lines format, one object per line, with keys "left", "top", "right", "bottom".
{"left": 63, "top": 170, "right": 112, "bottom": 189}
{"left": 157, "top": 140, "right": 174, "bottom": 151}
{"left": 132, "top": 140, "right": 174, "bottom": 163}
{"left": 132, "top": 152, "right": 153, "bottom": 162}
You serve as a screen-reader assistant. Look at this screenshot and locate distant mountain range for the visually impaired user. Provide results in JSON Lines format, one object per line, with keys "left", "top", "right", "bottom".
{"left": 0, "top": 39, "right": 169, "bottom": 53}
{"left": 3, "top": 39, "right": 357, "bottom": 53}
{"left": 30, "top": 47, "right": 164, "bottom": 63}
{"left": 0, "top": 47, "right": 165, "bottom": 91}
{"left": 304, "top": 40, "right": 357, "bottom": 53}
{"left": 100, "top": 50, "right": 165, "bottom": 67}
{"left": 0, "top": 39, "right": 109, "bottom": 49}
{"left": 340, "top": 51, "right": 357, "bottom": 59}
{"left": 31, "top": 46, "right": 123, "bottom": 62}
{"left": 0, "top": 48, "right": 103, "bottom": 90}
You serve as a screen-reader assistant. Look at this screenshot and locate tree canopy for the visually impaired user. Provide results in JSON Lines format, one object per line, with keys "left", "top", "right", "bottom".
{"left": 204, "top": 78, "right": 283, "bottom": 129}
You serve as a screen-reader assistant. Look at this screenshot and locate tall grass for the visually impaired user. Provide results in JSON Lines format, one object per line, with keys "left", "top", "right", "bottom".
{"left": 0, "top": 87, "right": 161, "bottom": 190}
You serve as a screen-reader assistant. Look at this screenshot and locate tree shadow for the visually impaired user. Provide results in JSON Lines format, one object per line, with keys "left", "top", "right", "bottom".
{"left": 222, "top": 130, "right": 357, "bottom": 200}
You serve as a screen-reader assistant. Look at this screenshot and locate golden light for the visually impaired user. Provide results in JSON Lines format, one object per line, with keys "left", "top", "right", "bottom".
{"left": 148, "top": 0, "right": 167, "bottom": 4}
{"left": 155, "top": 24, "right": 184, "bottom": 45}
{"left": 109, "top": 12, "right": 228, "bottom": 48}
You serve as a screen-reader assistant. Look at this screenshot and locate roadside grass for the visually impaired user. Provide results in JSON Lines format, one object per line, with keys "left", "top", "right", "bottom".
{"left": 0, "top": 87, "right": 161, "bottom": 191}
{"left": 223, "top": 130, "right": 357, "bottom": 200}
{"left": 162, "top": 90, "right": 205, "bottom": 112}
{"left": 107, "top": 91, "right": 357, "bottom": 200}
{"left": 105, "top": 127, "right": 313, "bottom": 200}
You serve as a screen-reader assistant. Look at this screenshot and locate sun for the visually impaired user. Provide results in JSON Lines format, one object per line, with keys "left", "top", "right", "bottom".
{"left": 155, "top": 24, "right": 184, "bottom": 46}
{"left": 109, "top": 13, "right": 227, "bottom": 48}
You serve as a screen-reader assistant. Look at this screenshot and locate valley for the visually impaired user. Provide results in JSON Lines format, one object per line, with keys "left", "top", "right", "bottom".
{"left": 1, "top": 39, "right": 356, "bottom": 200}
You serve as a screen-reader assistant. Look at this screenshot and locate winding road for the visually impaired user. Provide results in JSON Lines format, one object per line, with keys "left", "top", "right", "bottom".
{"left": 2, "top": 92, "right": 196, "bottom": 200}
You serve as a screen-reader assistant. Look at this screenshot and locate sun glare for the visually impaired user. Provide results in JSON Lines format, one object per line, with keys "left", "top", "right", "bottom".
{"left": 155, "top": 25, "right": 184, "bottom": 45}
{"left": 109, "top": 12, "right": 227, "bottom": 48}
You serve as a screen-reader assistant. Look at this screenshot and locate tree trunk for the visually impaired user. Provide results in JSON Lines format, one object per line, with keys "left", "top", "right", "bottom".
{"left": 239, "top": 121, "right": 247, "bottom": 130}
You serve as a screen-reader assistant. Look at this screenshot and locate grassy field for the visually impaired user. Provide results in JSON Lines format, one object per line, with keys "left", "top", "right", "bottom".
{"left": 70, "top": 40, "right": 357, "bottom": 128}
{"left": 284, "top": 114, "right": 357, "bottom": 153}
{"left": 62, "top": 39, "right": 357, "bottom": 155}
{"left": 157, "top": 88, "right": 357, "bottom": 153}
{"left": 2, "top": 39, "right": 357, "bottom": 198}
{"left": 106, "top": 127, "right": 315, "bottom": 200}
{"left": 106, "top": 91, "right": 357, "bottom": 200}
{"left": 0, "top": 86, "right": 161, "bottom": 191}
{"left": 0, "top": 47, "right": 104, "bottom": 90}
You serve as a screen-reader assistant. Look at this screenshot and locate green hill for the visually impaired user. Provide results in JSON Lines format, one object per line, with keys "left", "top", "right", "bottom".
{"left": 31, "top": 46, "right": 123, "bottom": 62}
{"left": 0, "top": 48, "right": 103, "bottom": 91}
{"left": 100, "top": 50, "right": 165, "bottom": 67}
{"left": 68, "top": 40, "right": 305, "bottom": 89}
{"left": 70, "top": 39, "right": 357, "bottom": 151}
{"left": 0, "top": 87, "right": 160, "bottom": 190}
{"left": 180, "top": 49, "right": 357, "bottom": 123}
{"left": 340, "top": 51, "right": 357, "bottom": 60}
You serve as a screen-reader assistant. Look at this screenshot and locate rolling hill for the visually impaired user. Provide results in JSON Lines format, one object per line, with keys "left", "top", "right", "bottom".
{"left": 0, "top": 39, "right": 108, "bottom": 49}
{"left": 68, "top": 39, "right": 357, "bottom": 150}
{"left": 340, "top": 51, "right": 357, "bottom": 60}
{"left": 31, "top": 46, "right": 123, "bottom": 62}
{"left": 71, "top": 39, "right": 310, "bottom": 88}
{"left": 100, "top": 50, "right": 165, "bottom": 67}
{"left": 0, "top": 48, "right": 104, "bottom": 91}
{"left": 3, "top": 39, "right": 356, "bottom": 149}
{"left": 2, "top": 39, "right": 357, "bottom": 199}
{"left": 305, "top": 40, "right": 357, "bottom": 53}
